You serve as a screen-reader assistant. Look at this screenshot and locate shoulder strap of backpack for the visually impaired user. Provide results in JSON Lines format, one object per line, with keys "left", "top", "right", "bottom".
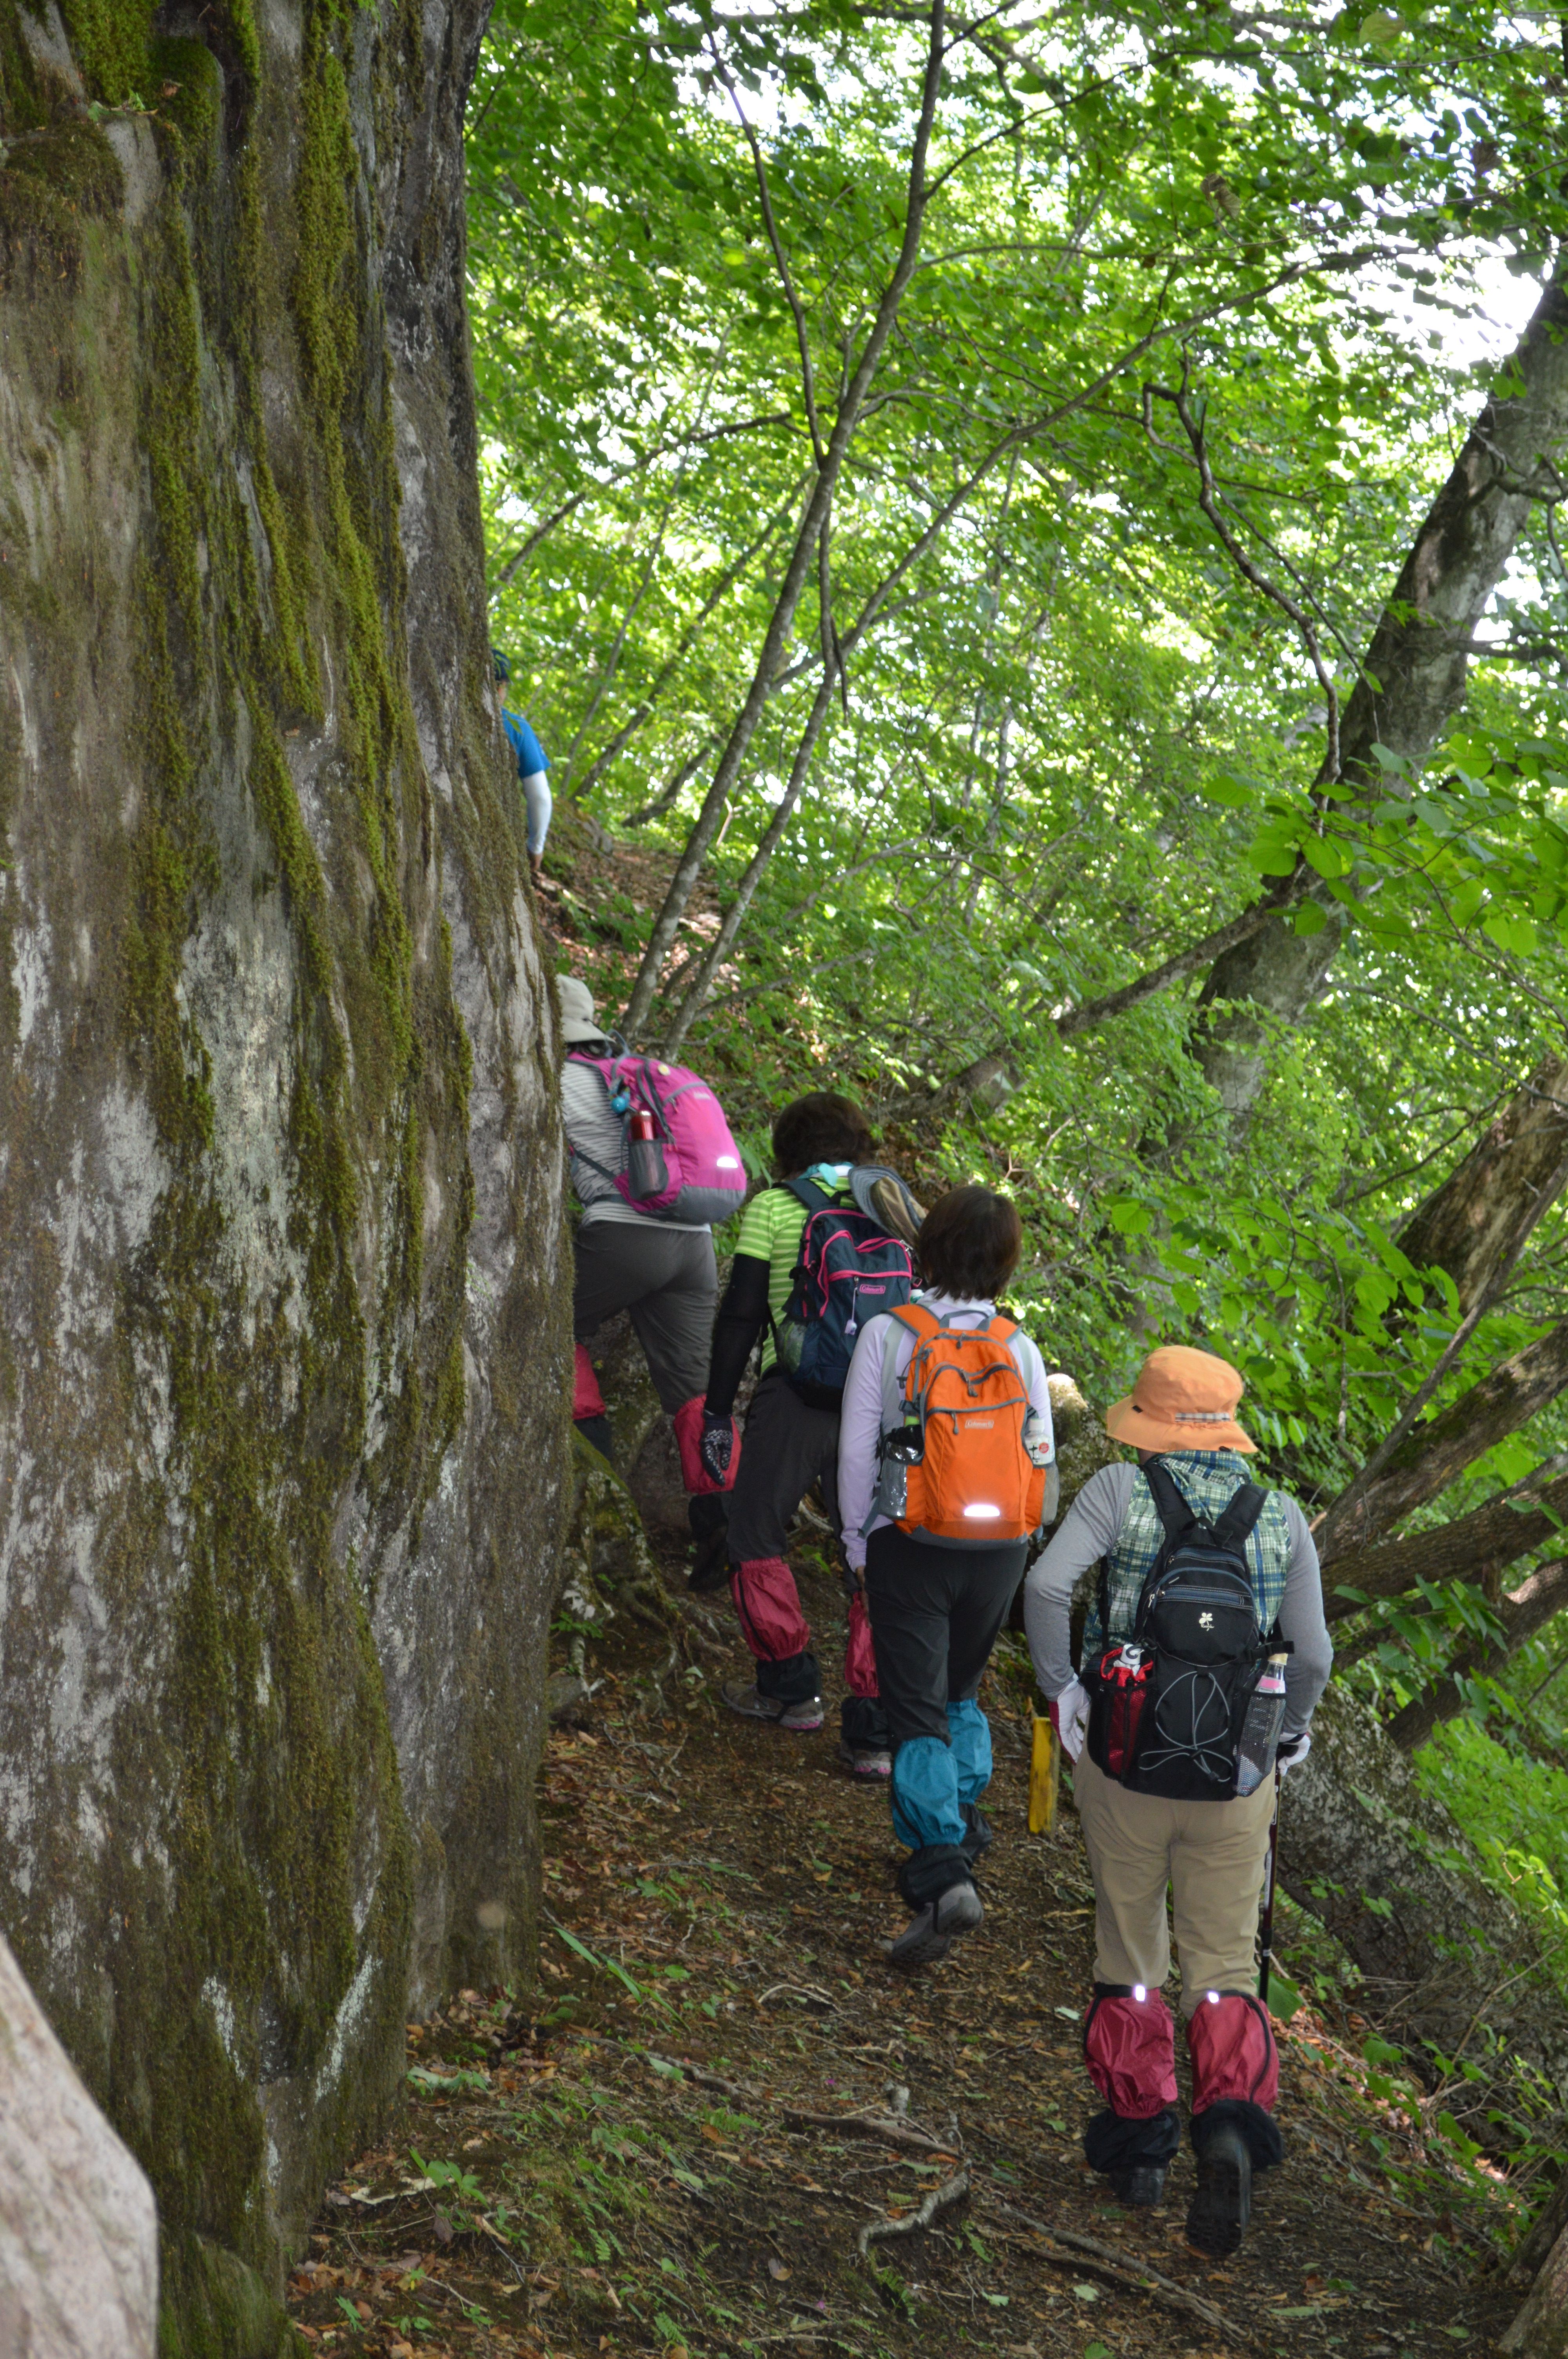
{"left": 876, "top": 1305, "right": 923, "bottom": 1432}
{"left": 1141, "top": 1456, "right": 1198, "bottom": 1543}
{"left": 784, "top": 1175, "right": 835, "bottom": 1216}
{"left": 884, "top": 1303, "right": 941, "bottom": 1424}
{"left": 1214, "top": 1481, "right": 1269, "bottom": 1548}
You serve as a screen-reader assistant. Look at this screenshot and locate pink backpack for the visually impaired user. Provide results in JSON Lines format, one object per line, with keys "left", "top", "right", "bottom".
{"left": 568, "top": 1052, "right": 748, "bottom": 1226}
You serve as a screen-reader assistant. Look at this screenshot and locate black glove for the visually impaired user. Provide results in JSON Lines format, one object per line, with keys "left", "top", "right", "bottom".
{"left": 699, "top": 1414, "right": 736, "bottom": 1487}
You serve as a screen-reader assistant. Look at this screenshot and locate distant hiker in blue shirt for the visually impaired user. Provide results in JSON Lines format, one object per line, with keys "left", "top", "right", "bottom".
{"left": 492, "top": 647, "right": 552, "bottom": 883}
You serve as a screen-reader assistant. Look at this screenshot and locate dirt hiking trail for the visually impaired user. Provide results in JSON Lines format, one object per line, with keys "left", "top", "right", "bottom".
{"left": 285, "top": 1545, "right": 1519, "bottom": 2359}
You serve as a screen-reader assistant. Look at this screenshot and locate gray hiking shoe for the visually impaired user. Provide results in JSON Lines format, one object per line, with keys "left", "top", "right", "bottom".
{"left": 882, "top": 1880, "right": 983, "bottom": 1969}
{"left": 722, "top": 1682, "right": 824, "bottom": 1732}
{"left": 838, "top": 1739, "right": 893, "bottom": 1779}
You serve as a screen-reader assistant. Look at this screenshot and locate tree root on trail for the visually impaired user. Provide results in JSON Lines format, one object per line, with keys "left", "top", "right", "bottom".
{"left": 635, "top": 2047, "right": 1252, "bottom": 2342}
{"left": 977, "top": 2192, "right": 1259, "bottom": 2351}
{"left": 855, "top": 2167, "right": 970, "bottom": 2259}
{"left": 639, "top": 2052, "right": 960, "bottom": 2155}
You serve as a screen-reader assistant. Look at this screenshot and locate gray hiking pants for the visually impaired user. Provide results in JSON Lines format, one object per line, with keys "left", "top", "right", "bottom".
{"left": 572, "top": 1218, "right": 717, "bottom": 1412}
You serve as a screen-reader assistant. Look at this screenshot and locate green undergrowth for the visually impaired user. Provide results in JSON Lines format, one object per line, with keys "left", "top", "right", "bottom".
{"left": 1270, "top": 1881, "right": 1561, "bottom": 2265}
{"left": 1415, "top": 1717, "right": 1568, "bottom": 1953}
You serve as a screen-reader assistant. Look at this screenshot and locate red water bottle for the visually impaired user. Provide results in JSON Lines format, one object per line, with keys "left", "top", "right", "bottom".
{"left": 626, "top": 1105, "right": 668, "bottom": 1200}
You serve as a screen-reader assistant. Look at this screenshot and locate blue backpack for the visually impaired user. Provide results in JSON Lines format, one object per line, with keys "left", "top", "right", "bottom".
{"left": 771, "top": 1173, "right": 917, "bottom": 1408}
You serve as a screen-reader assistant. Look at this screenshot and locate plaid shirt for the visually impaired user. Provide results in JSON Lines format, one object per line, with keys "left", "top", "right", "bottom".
{"left": 1082, "top": 1451, "right": 1292, "bottom": 1661}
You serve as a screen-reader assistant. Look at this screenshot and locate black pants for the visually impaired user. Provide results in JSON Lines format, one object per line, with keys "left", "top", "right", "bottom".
{"left": 725, "top": 1371, "right": 886, "bottom": 1743}
{"left": 866, "top": 1526, "right": 1025, "bottom": 1905}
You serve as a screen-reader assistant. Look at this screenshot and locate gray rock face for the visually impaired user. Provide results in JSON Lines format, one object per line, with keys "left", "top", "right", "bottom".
{"left": 0, "top": 4, "right": 566, "bottom": 2351}
{"left": 0, "top": 1927, "right": 158, "bottom": 2359}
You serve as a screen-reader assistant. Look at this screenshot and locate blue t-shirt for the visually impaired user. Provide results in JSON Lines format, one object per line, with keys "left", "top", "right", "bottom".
{"left": 503, "top": 708, "right": 549, "bottom": 776}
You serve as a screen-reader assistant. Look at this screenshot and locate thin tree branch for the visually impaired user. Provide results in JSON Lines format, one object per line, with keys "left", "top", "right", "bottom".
{"left": 622, "top": 4, "right": 949, "bottom": 1038}
{"left": 709, "top": 40, "right": 826, "bottom": 466}
{"left": 1144, "top": 373, "right": 1341, "bottom": 785}
{"left": 486, "top": 412, "right": 794, "bottom": 589}
{"left": 570, "top": 483, "right": 808, "bottom": 803}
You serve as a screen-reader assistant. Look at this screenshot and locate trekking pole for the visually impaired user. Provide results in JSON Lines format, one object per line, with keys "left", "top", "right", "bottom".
{"left": 1257, "top": 1780, "right": 1282, "bottom": 2008}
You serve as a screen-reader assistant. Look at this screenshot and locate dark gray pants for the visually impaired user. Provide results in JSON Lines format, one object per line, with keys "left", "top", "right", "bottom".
{"left": 572, "top": 1219, "right": 717, "bottom": 1412}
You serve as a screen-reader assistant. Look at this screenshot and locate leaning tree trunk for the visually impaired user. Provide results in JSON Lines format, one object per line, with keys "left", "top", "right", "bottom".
{"left": 0, "top": 6, "right": 568, "bottom": 2355}
{"left": 1280, "top": 1685, "right": 1568, "bottom": 2105}
{"left": 1194, "top": 262, "right": 1568, "bottom": 1123}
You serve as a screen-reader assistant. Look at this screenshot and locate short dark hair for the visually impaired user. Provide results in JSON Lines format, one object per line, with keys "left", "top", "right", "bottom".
{"left": 772, "top": 1090, "right": 875, "bottom": 1177}
{"left": 917, "top": 1185, "right": 1023, "bottom": 1299}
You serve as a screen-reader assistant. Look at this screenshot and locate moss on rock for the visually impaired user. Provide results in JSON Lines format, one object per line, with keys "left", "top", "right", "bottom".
{"left": 0, "top": 1, "right": 568, "bottom": 2353}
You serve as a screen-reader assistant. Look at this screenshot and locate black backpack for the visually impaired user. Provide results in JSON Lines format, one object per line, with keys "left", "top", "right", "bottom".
{"left": 1087, "top": 1460, "right": 1280, "bottom": 1801}
{"left": 770, "top": 1172, "right": 917, "bottom": 1408}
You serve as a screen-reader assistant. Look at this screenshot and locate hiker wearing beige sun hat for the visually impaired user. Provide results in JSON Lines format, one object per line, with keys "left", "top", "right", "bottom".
{"left": 1022, "top": 1344, "right": 1332, "bottom": 2258}
{"left": 1105, "top": 1344, "right": 1258, "bottom": 1455}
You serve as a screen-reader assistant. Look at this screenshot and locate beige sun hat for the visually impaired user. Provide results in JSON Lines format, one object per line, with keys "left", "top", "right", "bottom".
{"left": 1104, "top": 1345, "right": 1256, "bottom": 1456}
{"left": 558, "top": 974, "right": 609, "bottom": 1045}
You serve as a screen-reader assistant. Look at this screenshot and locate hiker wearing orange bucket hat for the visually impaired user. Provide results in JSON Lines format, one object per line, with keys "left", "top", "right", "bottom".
{"left": 1023, "top": 1347, "right": 1332, "bottom": 2256}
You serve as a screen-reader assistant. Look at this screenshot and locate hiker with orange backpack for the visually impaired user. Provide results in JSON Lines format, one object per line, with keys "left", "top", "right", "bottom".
{"left": 837, "top": 1187, "right": 1057, "bottom": 1967}
{"left": 1022, "top": 1347, "right": 1332, "bottom": 2255}
{"left": 697, "top": 1093, "right": 922, "bottom": 1767}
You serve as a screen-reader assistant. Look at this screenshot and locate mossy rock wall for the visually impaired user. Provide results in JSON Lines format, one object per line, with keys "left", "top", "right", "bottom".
{"left": 0, "top": 3, "right": 568, "bottom": 2352}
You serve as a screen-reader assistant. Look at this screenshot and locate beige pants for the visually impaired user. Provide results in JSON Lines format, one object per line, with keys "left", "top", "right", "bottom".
{"left": 1073, "top": 1752, "right": 1276, "bottom": 2017}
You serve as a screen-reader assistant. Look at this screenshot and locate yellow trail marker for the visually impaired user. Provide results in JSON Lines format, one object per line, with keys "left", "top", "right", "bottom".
{"left": 1028, "top": 1710, "right": 1059, "bottom": 1835}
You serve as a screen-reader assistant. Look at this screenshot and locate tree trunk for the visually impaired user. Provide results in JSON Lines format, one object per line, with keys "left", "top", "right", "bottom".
{"left": 1384, "top": 1556, "right": 1568, "bottom": 1752}
{"left": 0, "top": 6, "right": 568, "bottom": 2352}
{"left": 1194, "top": 264, "right": 1568, "bottom": 1123}
{"left": 1394, "top": 1055, "right": 1568, "bottom": 1312}
{"left": 1319, "top": 1318, "right": 1568, "bottom": 1559}
{"left": 1280, "top": 1685, "right": 1568, "bottom": 2102}
{"left": 0, "top": 1928, "right": 157, "bottom": 2359}
{"left": 620, "top": 7, "right": 947, "bottom": 1038}
{"left": 1503, "top": 2225, "right": 1568, "bottom": 2357}
{"left": 1322, "top": 1467, "right": 1568, "bottom": 1620}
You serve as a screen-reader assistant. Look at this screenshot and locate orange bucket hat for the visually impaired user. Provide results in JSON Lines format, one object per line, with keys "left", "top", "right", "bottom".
{"left": 1104, "top": 1345, "right": 1256, "bottom": 1456}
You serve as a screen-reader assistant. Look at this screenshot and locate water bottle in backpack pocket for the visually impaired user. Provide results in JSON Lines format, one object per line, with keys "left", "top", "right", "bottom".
{"left": 1088, "top": 1643, "right": 1151, "bottom": 1780}
{"left": 626, "top": 1105, "right": 668, "bottom": 1200}
{"left": 873, "top": 1421, "right": 926, "bottom": 1520}
{"left": 1234, "top": 1654, "right": 1289, "bottom": 1795}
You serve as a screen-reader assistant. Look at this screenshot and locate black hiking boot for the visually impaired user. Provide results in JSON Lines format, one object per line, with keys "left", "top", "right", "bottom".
{"left": 1187, "top": 2120, "right": 1252, "bottom": 2255}
{"left": 687, "top": 1529, "right": 731, "bottom": 1592}
{"left": 1110, "top": 2164, "right": 1167, "bottom": 2208}
{"left": 881, "top": 1880, "right": 983, "bottom": 1970}
{"left": 959, "top": 1801, "right": 993, "bottom": 1869}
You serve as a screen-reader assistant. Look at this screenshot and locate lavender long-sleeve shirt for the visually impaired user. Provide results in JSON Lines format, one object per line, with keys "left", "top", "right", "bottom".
{"left": 837, "top": 1293, "right": 1054, "bottom": 1569}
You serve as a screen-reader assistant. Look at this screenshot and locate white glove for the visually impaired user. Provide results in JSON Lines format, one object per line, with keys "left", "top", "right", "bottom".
{"left": 1050, "top": 1676, "right": 1090, "bottom": 1764}
{"left": 1276, "top": 1729, "right": 1311, "bottom": 1781}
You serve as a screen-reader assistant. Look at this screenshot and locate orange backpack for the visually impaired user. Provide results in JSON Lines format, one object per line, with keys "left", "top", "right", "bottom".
{"left": 871, "top": 1304, "right": 1047, "bottom": 1547}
